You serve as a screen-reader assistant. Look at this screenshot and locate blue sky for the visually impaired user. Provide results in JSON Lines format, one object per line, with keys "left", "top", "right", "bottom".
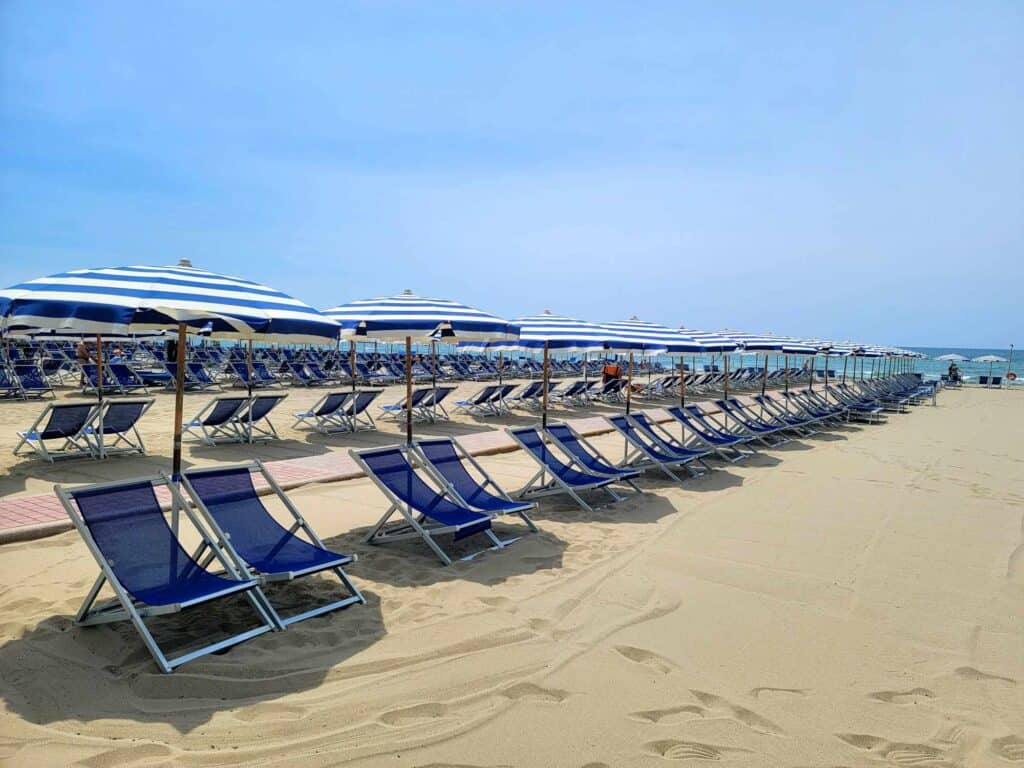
{"left": 1, "top": 1, "right": 1021, "bottom": 347}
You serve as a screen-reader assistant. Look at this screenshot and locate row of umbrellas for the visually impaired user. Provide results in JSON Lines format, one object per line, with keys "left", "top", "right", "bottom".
{"left": 0, "top": 262, "right": 928, "bottom": 474}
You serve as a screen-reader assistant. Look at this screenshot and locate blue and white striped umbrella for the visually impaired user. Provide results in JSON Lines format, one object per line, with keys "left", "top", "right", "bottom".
{"left": 0, "top": 262, "right": 339, "bottom": 343}
{"left": 601, "top": 316, "right": 705, "bottom": 354}
{"left": 324, "top": 289, "right": 518, "bottom": 342}
{"left": 678, "top": 327, "right": 740, "bottom": 353}
{"left": 720, "top": 331, "right": 786, "bottom": 352}
{"left": 463, "top": 309, "right": 609, "bottom": 353}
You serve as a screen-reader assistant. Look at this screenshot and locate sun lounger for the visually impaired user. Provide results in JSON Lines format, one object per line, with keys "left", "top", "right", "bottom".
{"left": 292, "top": 391, "right": 354, "bottom": 433}
{"left": 379, "top": 387, "right": 430, "bottom": 420}
{"left": 235, "top": 394, "right": 288, "bottom": 442}
{"left": 0, "top": 366, "right": 21, "bottom": 398}
{"left": 187, "top": 362, "right": 222, "bottom": 391}
{"left": 343, "top": 389, "right": 380, "bottom": 432}
{"left": 183, "top": 396, "right": 250, "bottom": 445}
{"left": 87, "top": 398, "right": 154, "bottom": 458}
{"left": 713, "top": 399, "right": 791, "bottom": 445}
{"left": 14, "top": 402, "right": 99, "bottom": 461}
{"left": 418, "top": 386, "right": 457, "bottom": 422}
{"left": 107, "top": 363, "right": 149, "bottom": 394}
{"left": 180, "top": 462, "right": 364, "bottom": 628}
{"left": 55, "top": 476, "right": 276, "bottom": 673}
{"left": 664, "top": 406, "right": 751, "bottom": 462}
{"left": 14, "top": 364, "right": 54, "bottom": 399}
{"left": 351, "top": 445, "right": 522, "bottom": 565}
{"left": 506, "top": 427, "right": 621, "bottom": 512}
{"left": 454, "top": 385, "right": 501, "bottom": 416}
{"left": 413, "top": 438, "right": 539, "bottom": 526}
{"left": 605, "top": 414, "right": 706, "bottom": 483}
{"left": 544, "top": 423, "right": 643, "bottom": 492}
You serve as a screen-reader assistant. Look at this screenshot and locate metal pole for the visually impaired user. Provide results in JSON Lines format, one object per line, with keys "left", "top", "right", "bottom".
{"left": 405, "top": 336, "right": 413, "bottom": 444}
{"left": 95, "top": 334, "right": 105, "bottom": 458}
{"left": 1007, "top": 344, "right": 1015, "bottom": 380}
{"left": 498, "top": 350, "right": 503, "bottom": 386}
{"left": 809, "top": 354, "right": 815, "bottom": 391}
{"left": 842, "top": 356, "right": 848, "bottom": 385}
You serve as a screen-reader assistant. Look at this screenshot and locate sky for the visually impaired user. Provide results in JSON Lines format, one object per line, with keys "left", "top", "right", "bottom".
{"left": 1, "top": 1, "right": 1021, "bottom": 348}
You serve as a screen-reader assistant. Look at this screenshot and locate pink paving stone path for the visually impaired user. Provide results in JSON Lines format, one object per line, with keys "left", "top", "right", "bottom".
{"left": 0, "top": 411, "right": 624, "bottom": 543}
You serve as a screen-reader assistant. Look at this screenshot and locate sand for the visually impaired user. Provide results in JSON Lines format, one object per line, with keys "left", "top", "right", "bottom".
{"left": 0, "top": 385, "right": 1021, "bottom": 767}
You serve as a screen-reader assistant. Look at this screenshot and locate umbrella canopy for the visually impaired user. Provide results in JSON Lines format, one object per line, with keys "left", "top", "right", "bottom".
{"left": 601, "top": 316, "right": 704, "bottom": 354}
{"left": 971, "top": 354, "right": 1008, "bottom": 363}
{"left": 719, "top": 331, "right": 784, "bottom": 352}
{"left": 678, "top": 327, "right": 740, "bottom": 353}
{"left": 323, "top": 290, "right": 518, "bottom": 443}
{"left": 0, "top": 263, "right": 337, "bottom": 343}
{"left": 323, "top": 289, "right": 518, "bottom": 342}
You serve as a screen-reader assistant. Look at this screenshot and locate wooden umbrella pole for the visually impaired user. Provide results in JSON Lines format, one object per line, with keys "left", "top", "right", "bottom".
{"left": 350, "top": 340, "right": 357, "bottom": 393}
{"left": 498, "top": 350, "right": 504, "bottom": 386}
{"left": 171, "top": 323, "right": 187, "bottom": 478}
{"left": 541, "top": 341, "right": 550, "bottom": 429}
{"left": 679, "top": 354, "right": 686, "bottom": 409}
{"left": 95, "top": 334, "right": 104, "bottom": 458}
{"left": 723, "top": 353, "right": 730, "bottom": 399}
{"left": 626, "top": 351, "right": 634, "bottom": 415}
{"left": 760, "top": 353, "right": 769, "bottom": 396}
{"left": 405, "top": 336, "right": 413, "bottom": 445}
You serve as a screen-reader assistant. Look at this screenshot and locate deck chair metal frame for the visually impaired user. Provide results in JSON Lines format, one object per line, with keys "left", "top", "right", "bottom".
{"left": 177, "top": 462, "right": 365, "bottom": 628}
{"left": 86, "top": 397, "right": 154, "bottom": 458}
{"left": 544, "top": 422, "right": 644, "bottom": 493}
{"left": 291, "top": 391, "right": 354, "bottom": 433}
{"left": 344, "top": 389, "right": 380, "bottom": 432}
{"left": 183, "top": 396, "right": 249, "bottom": 445}
{"left": 665, "top": 406, "right": 751, "bottom": 463}
{"left": 605, "top": 415, "right": 701, "bottom": 484}
{"left": 506, "top": 427, "right": 623, "bottom": 513}
{"left": 55, "top": 476, "right": 276, "bottom": 673}
{"left": 350, "top": 445, "right": 514, "bottom": 566}
{"left": 13, "top": 402, "right": 99, "bottom": 462}
{"left": 235, "top": 394, "right": 288, "bottom": 443}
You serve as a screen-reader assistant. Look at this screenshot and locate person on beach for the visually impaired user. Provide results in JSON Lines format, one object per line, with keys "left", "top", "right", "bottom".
{"left": 76, "top": 340, "right": 94, "bottom": 385}
{"left": 948, "top": 362, "right": 961, "bottom": 383}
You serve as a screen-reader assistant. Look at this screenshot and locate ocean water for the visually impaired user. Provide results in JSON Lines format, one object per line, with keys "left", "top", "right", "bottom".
{"left": 905, "top": 346, "right": 1018, "bottom": 382}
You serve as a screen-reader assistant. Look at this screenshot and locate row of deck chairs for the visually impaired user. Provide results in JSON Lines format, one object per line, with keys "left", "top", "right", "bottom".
{"left": 183, "top": 394, "right": 290, "bottom": 444}
{"left": 0, "top": 363, "right": 57, "bottom": 400}
{"left": 14, "top": 398, "right": 153, "bottom": 461}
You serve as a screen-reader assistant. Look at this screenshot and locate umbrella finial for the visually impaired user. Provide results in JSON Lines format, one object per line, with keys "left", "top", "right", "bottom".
{"left": 177, "top": 258, "right": 193, "bottom": 268}
{"left": 630, "top": 314, "right": 641, "bottom": 321}
{"left": 402, "top": 288, "right": 414, "bottom": 295}
{"left": 542, "top": 308, "right": 553, "bottom": 315}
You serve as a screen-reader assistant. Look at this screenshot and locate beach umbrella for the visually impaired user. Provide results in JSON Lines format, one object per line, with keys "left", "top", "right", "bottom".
{"left": 602, "top": 317, "right": 704, "bottom": 410}
{"left": 935, "top": 353, "right": 969, "bottom": 362}
{"left": 0, "top": 260, "right": 339, "bottom": 473}
{"left": 972, "top": 353, "right": 1009, "bottom": 385}
{"left": 324, "top": 290, "right": 518, "bottom": 443}
{"left": 678, "top": 328, "right": 740, "bottom": 397}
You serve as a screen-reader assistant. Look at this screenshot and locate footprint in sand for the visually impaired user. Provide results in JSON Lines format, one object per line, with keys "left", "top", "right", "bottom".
{"left": 991, "top": 735, "right": 1024, "bottom": 762}
{"left": 630, "top": 705, "right": 707, "bottom": 724}
{"left": 79, "top": 744, "right": 174, "bottom": 768}
{"left": 835, "top": 733, "right": 953, "bottom": 766}
{"left": 612, "top": 645, "right": 676, "bottom": 675}
{"left": 644, "top": 739, "right": 751, "bottom": 761}
{"left": 749, "top": 687, "right": 807, "bottom": 699}
{"left": 380, "top": 702, "right": 452, "bottom": 726}
{"left": 690, "top": 690, "right": 785, "bottom": 736}
{"left": 954, "top": 666, "right": 1017, "bottom": 685}
{"left": 868, "top": 688, "right": 936, "bottom": 705}
{"left": 478, "top": 596, "right": 516, "bottom": 611}
{"left": 501, "top": 682, "right": 569, "bottom": 703}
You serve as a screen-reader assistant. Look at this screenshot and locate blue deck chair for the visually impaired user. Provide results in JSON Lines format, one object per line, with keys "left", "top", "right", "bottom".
{"left": 187, "top": 362, "right": 222, "bottom": 391}
{"left": 14, "top": 402, "right": 98, "bottom": 461}
{"left": 343, "top": 389, "right": 380, "bottom": 432}
{"left": 506, "top": 427, "right": 621, "bottom": 512}
{"left": 752, "top": 394, "right": 821, "bottom": 433}
{"left": 505, "top": 381, "right": 544, "bottom": 410}
{"left": 350, "top": 445, "right": 517, "bottom": 565}
{"left": 628, "top": 413, "right": 713, "bottom": 468}
{"left": 0, "top": 366, "right": 21, "bottom": 398}
{"left": 285, "top": 362, "right": 320, "bottom": 387}
{"left": 87, "top": 398, "right": 154, "bottom": 458}
{"left": 292, "top": 391, "right": 353, "bottom": 433}
{"left": 108, "top": 363, "right": 149, "bottom": 394}
{"left": 379, "top": 387, "right": 430, "bottom": 421}
{"left": 14, "top": 364, "right": 54, "bottom": 399}
{"left": 79, "top": 363, "right": 115, "bottom": 394}
{"left": 235, "top": 394, "right": 288, "bottom": 443}
{"left": 713, "top": 399, "right": 791, "bottom": 445}
{"left": 417, "top": 386, "right": 457, "bottom": 422}
{"left": 544, "top": 423, "right": 644, "bottom": 493}
{"left": 665, "top": 406, "right": 751, "bottom": 462}
{"left": 413, "top": 437, "right": 540, "bottom": 527}
{"left": 605, "top": 415, "right": 705, "bottom": 483}
{"left": 183, "top": 396, "right": 249, "bottom": 445}
{"left": 305, "top": 362, "right": 339, "bottom": 385}
{"left": 164, "top": 362, "right": 202, "bottom": 390}
{"left": 55, "top": 476, "right": 276, "bottom": 673}
{"left": 180, "top": 463, "right": 364, "bottom": 628}
{"left": 454, "top": 385, "right": 501, "bottom": 416}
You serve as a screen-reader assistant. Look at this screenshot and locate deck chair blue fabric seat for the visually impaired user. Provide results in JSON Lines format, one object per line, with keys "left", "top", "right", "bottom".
{"left": 183, "top": 396, "right": 249, "bottom": 445}
{"left": 351, "top": 445, "right": 519, "bottom": 565}
{"left": 413, "top": 438, "right": 540, "bottom": 522}
{"left": 56, "top": 476, "right": 276, "bottom": 673}
{"left": 545, "top": 423, "right": 643, "bottom": 492}
{"left": 1, "top": 366, "right": 23, "bottom": 398}
{"left": 379, "top": 387, "right": 430, "bottom": 420}
{"left": 606, "top": 415, "right": 706, "bottom": 483}
{"left": 87, "top": 398, "right": 154, "bottom": 457}
{"left": 343, "top": 390, "right": 380, "bottom": 432}
{"left": 628, "top": 413, "right": 713, "bottom": 467}
{"left": 235, "top": 394, "right": 288, "bottom": 442}
{"left": 665, "top": 407, "right": 750, "bottom": 462}
{"left": 713, "top": 400, "right": 790, "bottom": 445}
{"left": 187, "top": 362, "right": 221, "bottom": 391}
{"left": 505, "top": 381, "right": 544, "bottom": 409}
{"left": 417, "top": 386, "right": 457, "bottom": 422}
{"left": 454, "top": 385, "right": 501, "bottom": 416}
{"left": 506, "top": 427, "right": 621, "bottom": 512}
{"left": 108, "top": 363, "right": 149, "bottom": 394}
{"left": 164, "top": 362, "right": 202, "bottom": 390}
{"left": 181, "top": 463, "right": 364, "bottom": 627}
{"left": 14, "top": 364, "right": 54, "bottom": 399}
{"left": 292, "top": 391, "right": 353, "bottom": 433}
{"left": 752, "top": 394, "right": 821, "bottom": 433}
{"left": 14, "top": 402, "right": 98, "bottom": 461}
{"left": 79, "top": 363, "right": 115, "bottom": 394}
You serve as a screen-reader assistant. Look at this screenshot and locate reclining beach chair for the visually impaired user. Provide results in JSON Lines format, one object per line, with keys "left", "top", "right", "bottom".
{"left": 87, "top": 398, "right": 154, "bottom": 458}
{"left": 545, "top": 423, "right": 643, "bottom": 493}
{"left": 351, "top": 445, "right": 523, "bottom": 565}
{"left": 713, "top": 399, "right": 791, "bottom": 445}
{"left": 0, "top": 366, "right": 21, "bottom": 398}
{"left": 379, "top": 387, "right": 430, "bottom": 421}
{"left": 605, "top": 415, "right": 706, "bottom": 483}
{"left": 107, "top": 363, "right": 149, "bottom": 394}
{"left": 55, "top": 476, "right": 276, "bottom": 673}
{"left": 14, "top": 402, "right": 99, "bottom": 461}
{"left": 417, "top": 386, "right": 457, "bottom": 422}
{"left": 506, "top": 427, "right": 622, "bottom": 512}
{"left": 505, "top": 381, "right": 544, "bottom": 410}
{"left": 14, "top": 364, "right": 54, "bottom": 399}
{"left": 453, "top": 385, "right": 501, "bottom": 416}
{"left": 413, "top": 438, "right": 539, "bottom": 527}
{"left": 164, "top": 362, "right": 202, "bottom": 390}
{"left": 664, "top": 406, "right": 751, "bottom": 462}
{"left": 180, "top": 462, "right": 364, "bottom": 628}
{"left": 235, "top": 394, "right": 288, "bottom": 442}
{"left": 292, "top": 391, "right": 353, "bottom": 433}
{"left": 187, "top": 362, "right": 222, "bottom": 391}
{"left": 343, "top": 389, "right": 380, "bottom": 432}
{"left": 183, "top": 396, "right": 249, "bottom": 445}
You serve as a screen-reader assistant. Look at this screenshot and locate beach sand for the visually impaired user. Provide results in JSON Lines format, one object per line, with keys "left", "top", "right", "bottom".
{"left": 0, "top": 385, "right": 1021, "bottom": 766}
